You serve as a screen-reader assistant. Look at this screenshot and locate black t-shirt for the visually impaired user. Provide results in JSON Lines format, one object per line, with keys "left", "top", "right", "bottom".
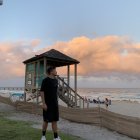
{"left": 40, "top": 77, "right": 58, "bottom": 105}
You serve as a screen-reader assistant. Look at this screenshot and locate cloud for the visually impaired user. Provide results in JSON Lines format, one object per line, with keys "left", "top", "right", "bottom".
{"left": 0, "top": 40, "right": 39, "bottom": 79}
{"left": 30, "top": 39, "right": 41, "bottom": 47}
{"left": 1, "top": 36, "right": 140, "bottom": 81}
{"left": 44, "top": 36, "right": 140, "bottom": 78}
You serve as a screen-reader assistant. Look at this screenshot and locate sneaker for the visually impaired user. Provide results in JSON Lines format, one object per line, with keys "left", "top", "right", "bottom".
{"left": 54, "top": 136, "right": 61, "bottom": 140}
{"left": 41, "top": 136, "right": 46, "bottom": 140}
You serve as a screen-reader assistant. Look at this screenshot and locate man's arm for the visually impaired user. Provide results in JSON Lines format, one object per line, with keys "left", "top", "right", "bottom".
{"left": 40, "top": 91, "right": 45, "bottom": 104}
{"left": 40, "top": 91, "right": 47, "bottom": 110}
{"left": 40, "top": 79, "right": 48, "bottom": 111}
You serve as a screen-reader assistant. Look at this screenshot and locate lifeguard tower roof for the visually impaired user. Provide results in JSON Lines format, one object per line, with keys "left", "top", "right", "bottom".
{"left": 23, "top": 49, "right": 79, "bottom": 67}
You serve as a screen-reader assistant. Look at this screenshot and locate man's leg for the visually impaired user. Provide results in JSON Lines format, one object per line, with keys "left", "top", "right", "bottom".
{"left": 52, "top": 121, "right": 58, "bottom": 139}
{"left": 42, "top": 121, "right": 48, "bottom": 136}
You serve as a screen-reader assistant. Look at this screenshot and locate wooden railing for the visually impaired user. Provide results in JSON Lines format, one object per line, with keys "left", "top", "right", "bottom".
{"left": 57, "top": 76, "right": 85, "bottom": 108}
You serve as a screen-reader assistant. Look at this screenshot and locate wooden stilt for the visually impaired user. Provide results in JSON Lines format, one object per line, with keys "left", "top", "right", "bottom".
{"left": 34, "top": 62, "right": 36, "bottom": 87}
{"left": 44, "top": 57, "right": 47, "bottom": 77}
{"left": 24, "top": 65, "right": 27, "bottom": 102}
{"left": 74, "top": 64, "right": 77, "bottom": 107}
{"left": 67, "top": 65, "right": 70, "bottom": 86}
{"left": 83, "top": 99, "right": 85, "bottom": 108}
{"left": 36, "top": 60, "right": 40, "bottom": 104}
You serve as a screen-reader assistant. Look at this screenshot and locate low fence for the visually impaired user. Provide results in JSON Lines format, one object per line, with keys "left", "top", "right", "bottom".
{"left": 0, "top": 95, "right": 140, "bottom": 139}
{"left": 0, "top": 95, "right": 15, "bottom": 106}
{"left": 100, "top": 109, "right": 140, "bottom": 139}
{"left": 59, "top": 105, "right": 101, "bottom": 125}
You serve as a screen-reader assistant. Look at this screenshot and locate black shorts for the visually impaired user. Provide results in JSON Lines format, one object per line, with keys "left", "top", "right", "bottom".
{"left": 43, "top": 103, "right": 59, "bottom": 122}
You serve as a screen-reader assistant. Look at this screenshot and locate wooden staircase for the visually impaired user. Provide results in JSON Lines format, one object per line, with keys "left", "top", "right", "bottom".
{"left": 58, "top": 86, "right": 76, "bottom": 107}
{"left": 57, "top": 76, "right": 84, "bottom": 108}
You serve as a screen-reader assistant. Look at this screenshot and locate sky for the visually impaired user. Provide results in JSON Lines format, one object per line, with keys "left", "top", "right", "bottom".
{"left": 0, "top": 0, "right": 140, "bottom": 88}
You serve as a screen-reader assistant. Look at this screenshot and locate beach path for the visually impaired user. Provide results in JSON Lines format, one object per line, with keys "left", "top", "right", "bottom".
{"left": 0, "top": 102, "right": 137, "bottom": 140}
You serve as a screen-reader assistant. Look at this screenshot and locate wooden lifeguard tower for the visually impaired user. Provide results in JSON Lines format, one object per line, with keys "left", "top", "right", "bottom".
{"left": 23, "top": 49, "right": 84, "bottom": 108}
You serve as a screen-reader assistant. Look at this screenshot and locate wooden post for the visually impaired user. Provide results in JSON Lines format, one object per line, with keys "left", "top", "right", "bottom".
{"left": 36, "top": 60, "right": 40, "bottom": 104}
{"left": 79, "top": 98, "right": 81, "bottom": 108}
{"left": 87, "top": 101, "right": 89, "bottom": 108}
{"left": 62, "top": 78, "right": 65, "bottom": 94}
{"left": 44, "top": 57, "right": 47, "bottom": 77}
{"left": 34, "top": 62, "right": 36, "bottom": 87}
{"left": 74, "top": 64, "right": 77, "bottom": 107}
{"left": 83, "top": 99, "right": 85, "bottom": 108}
{"left": 67, "top": 65, "right": 70, "bottom": 86}
{"left": 67, "top": 65, "right": 70, "bottom": 97}
{"left": 24, "top": 65, "right": 27, "bottom": 102}
{"left": 37, "top": 61, "right": 40, "bottom": 87}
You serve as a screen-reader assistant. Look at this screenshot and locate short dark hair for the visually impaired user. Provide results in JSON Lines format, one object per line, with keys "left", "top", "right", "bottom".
{"left": 47, "top": 66, "right": 56, "bottom": 74}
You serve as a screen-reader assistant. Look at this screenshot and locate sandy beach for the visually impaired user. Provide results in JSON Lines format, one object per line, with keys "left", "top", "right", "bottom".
{"left": 60, "top": 98, "right": 140, "bottom": 118}
{"left": 87, "top": 100, "right": 140, "bottom": 118}
{"left": 1, "top": 90, "right": 140, "bottom": 118}
{"left": 0, "top": 102, "right": 137, "bottom": 140}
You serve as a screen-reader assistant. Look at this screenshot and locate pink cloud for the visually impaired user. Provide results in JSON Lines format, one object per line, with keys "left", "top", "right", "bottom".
{"left": 1, "top": 36, "right": 140, "bottom": 80}
{"left": 45, "top": 36, "right": 140, "bottom": 76}
{"left": 30, "top": 39, "right": 41, "bottom": 47}
{"left": 0, "top": 40, "right": 38, "bottom": 79}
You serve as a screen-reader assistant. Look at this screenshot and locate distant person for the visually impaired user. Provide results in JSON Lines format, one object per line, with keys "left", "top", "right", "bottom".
{"left": 97, "top": 97, "right": 100, "bottom": 104}
{"left": 84, "top": 96, "right": 88, "bottom": 103}
{"left": 93, "top": 99, "right": 97, "bottom": 103}
{"left": 109, "top": 99, "right": 111, "bottom": 105}
{"left": 105, "top": 98, "right": 109, "bottom": 109}
{"left": 40, "top": 66, "right": 61, "bottom": 140}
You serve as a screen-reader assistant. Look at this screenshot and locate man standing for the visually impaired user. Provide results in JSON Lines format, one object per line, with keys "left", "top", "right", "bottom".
{"left": 40, "top": 66, "right": 61, "bottom": 140}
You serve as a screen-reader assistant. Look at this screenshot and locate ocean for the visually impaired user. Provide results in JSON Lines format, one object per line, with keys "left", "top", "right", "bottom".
{"left": 0, "top": 88, "right": 140, "bottom": 103}
{"left": 78, "top": 88, "right": 140, "bottom": 103}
